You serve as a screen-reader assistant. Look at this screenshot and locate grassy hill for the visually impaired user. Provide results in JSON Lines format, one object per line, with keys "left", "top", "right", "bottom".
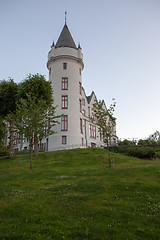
{"left": 0, "top": 148, "right": 160, "bottom": 240}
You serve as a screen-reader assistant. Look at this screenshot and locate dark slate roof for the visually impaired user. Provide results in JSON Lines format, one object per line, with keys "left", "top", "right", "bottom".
{"left": 55, "top": 23, "right": 77, "bottom": 49}
{"left": 87, "top": 91, "right": 95, "bottom": 104}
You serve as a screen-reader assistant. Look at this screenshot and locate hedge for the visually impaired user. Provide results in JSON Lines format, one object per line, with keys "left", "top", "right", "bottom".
{"left": 111, "top": 146, "right": 160, "bottom": 159}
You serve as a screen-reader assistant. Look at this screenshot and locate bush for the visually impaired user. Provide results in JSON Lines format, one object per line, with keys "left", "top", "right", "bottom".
{"left": 111, "top": 146, "right": 156, "bottom": 159}
{"left": 0, "top": 144, "right": 9, "bottom": 157}
{"left": 15, "top": 149, "right": 30, "bottom": 155}
{"left": 118, "top": 139, "right": 136, "bottom": 146}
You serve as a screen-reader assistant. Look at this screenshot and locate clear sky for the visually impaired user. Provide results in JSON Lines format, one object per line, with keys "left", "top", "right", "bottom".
{"left": 1, "top": 0, "right": 160, "bottom": 140}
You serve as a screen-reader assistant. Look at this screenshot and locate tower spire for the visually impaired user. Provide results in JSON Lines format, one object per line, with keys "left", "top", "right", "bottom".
{"left": 65, "top": 11, "right": 67, "bottom": 24}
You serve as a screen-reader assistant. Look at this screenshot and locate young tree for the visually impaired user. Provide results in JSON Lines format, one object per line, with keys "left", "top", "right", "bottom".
{"left": 15, "top": 94, "right": 59, "bottom": 169}
{"left": 0, "top": 79, "right": 18, "bottom": 156}
{"left": 18, "top": 73, "right": 53, "bottom": 156}
{"left": 148, "top": 130, "right": 160, "bottom": 144}
{"left": 91, "top": 99, "right": 116, "bottom": 158}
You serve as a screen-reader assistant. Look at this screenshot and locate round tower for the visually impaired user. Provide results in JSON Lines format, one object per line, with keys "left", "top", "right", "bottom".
{"left": 47, "top": 22, "right": 84, "bottom": 150}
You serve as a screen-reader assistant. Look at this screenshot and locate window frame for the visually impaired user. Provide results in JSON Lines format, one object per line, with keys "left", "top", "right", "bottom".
{"left": 80, "top": 118, "right": 83, "bottom": 134}
{"left": 62, "top": 78, "right": 68, "bottom": 90}
{"left": 61, "top": 115, "right": 68, "bottom": 131}
{"left": 63, "top": 62, "right": 67, "bottom": 69}
{"left": 89, "top": 124, "right": 96, "bottom": 139}
{"left": 62, "top": 95, "right": 68, "bottom": 109}
{"left": 79, "top": 82, "right": 82, "bottom": 95}
{"left": 62, "top": 136, "right": 67, "bottom": 144}
{"left": 79, "top": 99, "right": 82, "bottom": 113}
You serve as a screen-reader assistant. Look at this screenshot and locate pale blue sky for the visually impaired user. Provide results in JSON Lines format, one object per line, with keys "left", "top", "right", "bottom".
{"left": 1, "top": 0, "right": 160, "bottom": 140}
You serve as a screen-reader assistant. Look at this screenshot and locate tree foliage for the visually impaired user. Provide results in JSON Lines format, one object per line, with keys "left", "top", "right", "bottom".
{"left": 148, "top": 130, "right": 160, "bottom": 144}
{"left": 0, "top": 118, "right": 5, "bottom": 144}
{"left": 18, "top": 74, "right": 52, "bottom": 105}
{"left": 0, "top": 79, "right": 18, "bottom": 117}
{"left": 91, "top": 99, "right": 116, "bottom": 156}
{"left": 14, "top": 94, "right": 59, "bottom": 169}
{"left": 17, "top": 73, "right": 54, "bottom": 156}
{"left": 0, "top": 79, "right": 18, "bottom": 156}
{"left": 118, "top": 139, "right": 137, "bottom": 146}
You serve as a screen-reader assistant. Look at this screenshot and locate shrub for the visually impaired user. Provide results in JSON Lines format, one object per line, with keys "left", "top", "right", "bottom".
{"left": 0, "top": 144, "right": 9, "bottom": 157}
{"left": 15, "top": 149, "right": 30, "bottom": 155}
{"left": 111, "top": 146, "right": 156, "bottom": 159}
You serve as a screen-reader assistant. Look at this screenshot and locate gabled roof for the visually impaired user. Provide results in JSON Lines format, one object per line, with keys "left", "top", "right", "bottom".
{"left": 55, "top": 23, "right": 77, "bottom": 49}
{"left": 86, "top": 91, "right": 95, "bottom": 104}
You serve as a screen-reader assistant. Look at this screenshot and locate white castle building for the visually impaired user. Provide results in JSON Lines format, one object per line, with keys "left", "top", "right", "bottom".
{"left": 45, "top": 21, "right": 117, "bottom": 151}
{"left": 12, "top": 21, "right": 117, "bottom": 152}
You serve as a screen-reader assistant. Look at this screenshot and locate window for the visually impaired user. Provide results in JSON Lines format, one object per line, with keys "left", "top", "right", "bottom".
{"left": 79, "top": 99, "right": 82, "bottom": 112}
{"left": 89, "top": 124, "right": 96, "bottom": 139}
{"left": 63, "top": 62, "right": 67, "bottom": 69}
{"left": 49, "top": 67, "right": 51, "bottom": 75}
{"left": 62, "top": 78, "right": 68, "bottom": 90}
{"left": 79, "top": 82, "right": 82, "bottom": 95}
{"left": 79, "top": 68, "right": 81, "bottom": 75}
{"left": 82, "top": 98, "right": 85, "bottom": 106}
{"left": 61, "top": 115, "right": 68, "bottom": 131}
{"left": 62, "top": 136, "right": 67, "bottom": 144}
{"left": 80, "top": 118, "right": 83, "bottom": 133}
{"left": 82, "top": 110, "right": 85, "bottom": 116}
{"left": 88, "top": 107, "right": 90, "bottom": 117}
{"left": 100, "top": 129, "right": 102, "bottom": 141}
{"left": 91, "top": 142, "right": 96, "bottom": 148}
{"left": 62, "top": 95, "right": 68, "bottom": 109}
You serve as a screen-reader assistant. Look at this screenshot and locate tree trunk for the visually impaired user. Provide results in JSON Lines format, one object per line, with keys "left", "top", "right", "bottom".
{"left": 30, "top": 135, "right": 33, "bottom": 170}
{"left": 107, "top": 137, "right": 110, "bottom": 158}
{"left": 106, "top": 137, "right": 111, "bottom": 167}
{"left": 34, "top": 138, "right": 39, "bottom": 157}
{"left": 30, "top": 144, "right": 33, "bottom": 170}
{"left": 9, "top": 120, "right": 14, "bottom": 157}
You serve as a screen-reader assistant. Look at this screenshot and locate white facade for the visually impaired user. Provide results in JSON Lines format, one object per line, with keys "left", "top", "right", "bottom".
{"left": 47, "top": 45, "right": 84, "bottom": 150}
{"left": 11, "top": 22, "right": 117, "bottom": 152}
{"left": 45, "top": 23, "right": 117, "bottom": 151}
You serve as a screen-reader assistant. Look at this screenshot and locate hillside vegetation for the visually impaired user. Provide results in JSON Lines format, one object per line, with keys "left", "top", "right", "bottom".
{"left": 0, "top": 148, "right": 160, "bottom": 240}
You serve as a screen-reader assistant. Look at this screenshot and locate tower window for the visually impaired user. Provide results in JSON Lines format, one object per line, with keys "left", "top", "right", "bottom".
{"left": 79, "top": 99, "right": 82, "bottom": 113}
{"left": 80, "top": 118, "right": 83, "bottom": 134}
{"left": 79, "top": 82, "right": 82, "bottom": 95}
{"left": 62, "top": 136, "right": 67, "bottom": 144}
{"left": 61, "top": 115, "right": 68, "bottom": 131}
{"left": 82, "top": 110, "right": 85, "bottom": 116}
{"left": 63, "top": 62, "right": 67, "bottom": 69}
{"left": 82, "top": 98, "right": 85, "bottom": 106}
{"left": 49, "top": 67, "right": 51, "bottom": 75}
{"left": 62, "top": 95, "right": 68, "bottom": 109}
{"left": 79, "top": 68, "right": 81, "bottom": 75}
{"left": 62, "top": 78, "right": 68, "bottom": 90}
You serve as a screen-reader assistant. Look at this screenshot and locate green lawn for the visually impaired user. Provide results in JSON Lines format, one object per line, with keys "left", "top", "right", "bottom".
{"left": 0, "top": 148, "right": 160, "bottom": 240}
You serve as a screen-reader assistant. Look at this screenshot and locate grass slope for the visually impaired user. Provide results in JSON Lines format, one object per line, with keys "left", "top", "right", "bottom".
{"left": 0, "top": 148, "right": 160, "bottom": 240}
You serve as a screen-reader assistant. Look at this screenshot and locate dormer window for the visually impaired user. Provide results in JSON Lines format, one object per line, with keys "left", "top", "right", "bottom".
{"left": 63, "top": 63, "right": 67, "bottom": 69}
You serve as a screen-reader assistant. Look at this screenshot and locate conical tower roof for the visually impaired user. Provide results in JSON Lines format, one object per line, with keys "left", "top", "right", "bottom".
{"left": 55, "top": 23, "right": 77, "bottom": 49}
